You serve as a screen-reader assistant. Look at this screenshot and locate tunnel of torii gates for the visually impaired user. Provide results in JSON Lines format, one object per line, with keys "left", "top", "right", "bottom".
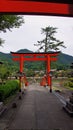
{"left": 11, "top": 51, "right": 60, "bottom": 92}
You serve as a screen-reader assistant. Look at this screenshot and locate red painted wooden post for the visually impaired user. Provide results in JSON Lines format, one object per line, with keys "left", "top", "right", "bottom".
{"left": 47, "top": 55, "right": 52, "bottom": 92}
{"left": 19, "top": 55, "right": 24, "bottom": 90}
{"left": 11, "top": 52, "right": 59, "bottom": 92}
{"left": 20, "top": 55, "right": 24, "bottom": 73}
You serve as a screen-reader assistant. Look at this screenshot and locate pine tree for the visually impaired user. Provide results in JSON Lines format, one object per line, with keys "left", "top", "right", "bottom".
{"left": 34, "top": 26, "right": 66, "bottom": 52}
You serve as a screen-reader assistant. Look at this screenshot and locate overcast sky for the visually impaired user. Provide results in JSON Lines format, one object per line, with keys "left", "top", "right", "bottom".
{"left": 0, "top": 15, "right": 73, "bottom": 56}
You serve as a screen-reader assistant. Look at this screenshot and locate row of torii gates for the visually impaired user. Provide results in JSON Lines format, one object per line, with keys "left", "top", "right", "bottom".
{"left": 11, "top": 51, "right": 60, "bottom": 92}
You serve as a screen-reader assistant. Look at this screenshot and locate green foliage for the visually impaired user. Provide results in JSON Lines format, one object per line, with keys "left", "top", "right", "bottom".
{"left": 64, "top": 82, "right": 73, "bottom": 88}
{"left": 34, "top": 26, "right": 65, "bottom": 52}
{"left": 0, "top": 80, "right": 19, "bottom": 101}
{"left": 0, "top": 64, "right": 10, "bottom": 83}
{"left": 0, "top": 49, "right": 73, "bottom": 75}
{"left": 64, "top": 78, "right": 73, "bottom": 88}
{"left": 69, "top": 78, "right": 73, "bottom": 82}
{"left": 0, "top": 15, "right": 24, "bottom": 45}
{"left": 0, "top": 15, "right": 24, "bottom": 33}
{"left": 25, "top": 61, "right": 45, "bottom": 71}
{"left": 25, "top": 69, "right": 35, "bottom": 77}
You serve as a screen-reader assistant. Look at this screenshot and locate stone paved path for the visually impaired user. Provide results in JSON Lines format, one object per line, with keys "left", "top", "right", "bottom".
{"left": 0, "top": 83, "right": 73, "bottom": 130}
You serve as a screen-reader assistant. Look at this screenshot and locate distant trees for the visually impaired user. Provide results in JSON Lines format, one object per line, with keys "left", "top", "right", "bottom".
{"left": 0, "top": 64, "right": 10, "bottom": 83}
{"left": 34, "top": 26, "right": 66, "bottom": 52}
{"left": 0, "top": 15, "right": 24, "bottom": 45}
{"left": 0, "top": 15, "right": 24, "bottom": 81}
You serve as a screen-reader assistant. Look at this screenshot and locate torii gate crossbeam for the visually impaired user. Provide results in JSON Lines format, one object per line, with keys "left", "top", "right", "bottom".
{"left": 11, "top": 51, "right": 60, "bottom": 92}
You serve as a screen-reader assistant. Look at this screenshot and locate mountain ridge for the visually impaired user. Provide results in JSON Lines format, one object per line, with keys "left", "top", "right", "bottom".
{"left": 0, "top": 49, "right": 73, "bottom": 57}
{"left": 0, "top": 49, "right": 73, "bottom": 68}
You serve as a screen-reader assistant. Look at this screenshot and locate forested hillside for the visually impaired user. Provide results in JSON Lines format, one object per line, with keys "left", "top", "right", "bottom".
{"left": 0, "top": 49, "right": 73, "bottom": 71}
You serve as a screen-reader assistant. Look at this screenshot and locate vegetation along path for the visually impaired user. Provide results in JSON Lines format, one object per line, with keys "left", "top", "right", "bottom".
{"left": 0, "top": 83, "right": 73, "bottom": 130}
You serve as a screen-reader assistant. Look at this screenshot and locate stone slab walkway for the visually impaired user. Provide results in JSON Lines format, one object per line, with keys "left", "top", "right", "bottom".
{"left": 0, "top": 83, "right": 73, "bottom": 130}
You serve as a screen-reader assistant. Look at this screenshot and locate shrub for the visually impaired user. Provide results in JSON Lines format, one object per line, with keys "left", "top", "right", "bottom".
{"left": 0, "top": 80, "right": 19, "bottom": 101}
{"left": 64, "top": 78, "right": 73, "bottom": 88}
{"left": 69, "top": 78, "right": 73, "bottom": 82}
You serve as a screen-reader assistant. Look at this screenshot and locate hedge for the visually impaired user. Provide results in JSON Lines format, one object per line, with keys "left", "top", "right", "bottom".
{"left": 0, "top": 80, "right": 19, "bottom": 101}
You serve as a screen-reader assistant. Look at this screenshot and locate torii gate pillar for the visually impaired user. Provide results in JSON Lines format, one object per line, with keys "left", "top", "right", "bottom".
{"left": 47, "top": 55, "right": 52, "bottom": 92}
{"left": 19, "top": 56, "right": 24, "bottom": 90}
{"left": 11, "top": 52, "right": 60, "bottom": 92}
{"left": 20, "top": 55, "right": 24, "bottom": 73}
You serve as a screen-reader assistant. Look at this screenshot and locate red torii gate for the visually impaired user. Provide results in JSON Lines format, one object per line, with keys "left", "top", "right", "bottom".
{"left": 11, "top": 51, "right": 60, "bottom": 92}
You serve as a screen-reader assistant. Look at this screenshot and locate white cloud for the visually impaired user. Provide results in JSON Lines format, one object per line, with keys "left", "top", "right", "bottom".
{"left": 0, "top": 15, "right": 73, "bottom": 56}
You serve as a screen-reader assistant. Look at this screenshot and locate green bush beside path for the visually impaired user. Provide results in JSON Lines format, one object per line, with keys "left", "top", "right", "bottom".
{"left": 0, "top": 80, "right": 19, "bottom": 101}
